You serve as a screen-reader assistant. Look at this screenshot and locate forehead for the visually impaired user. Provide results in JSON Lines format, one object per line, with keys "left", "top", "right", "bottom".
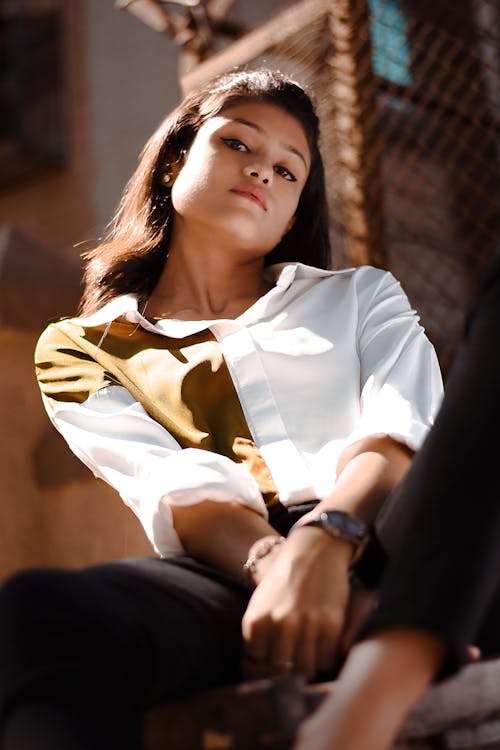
{"left": 202, "top": 101, "right": 311, "bottom": 161}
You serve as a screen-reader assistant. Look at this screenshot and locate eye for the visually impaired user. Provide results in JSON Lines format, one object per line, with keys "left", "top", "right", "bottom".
{"left": 221, "top": 137, "right": 249, "bottom": 153}
{"left": 274, "top": 164, "right": 297, "bottom": 182}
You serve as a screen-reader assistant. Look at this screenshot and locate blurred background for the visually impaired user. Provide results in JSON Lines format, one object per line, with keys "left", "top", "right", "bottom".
{"left": 1, "top": 0, "right": 499, "bottom": 580}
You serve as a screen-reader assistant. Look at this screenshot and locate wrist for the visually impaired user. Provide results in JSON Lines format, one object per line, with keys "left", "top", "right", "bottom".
{"left": 242, "top": 534, "right": 286, "bottom": 587}
{"left": 291, "top": 509, "right": 369, "bottom": 565}
{"left": 289, "top": 524, "right": 354, "bottom": 566}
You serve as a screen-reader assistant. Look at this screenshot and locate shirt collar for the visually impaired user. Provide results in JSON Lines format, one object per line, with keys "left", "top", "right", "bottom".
{"left": 68, "top": 294, "right": 142, "bottom": 328}
{"left": 69, "top": 262, "right": 355, "bottom": 334}
{"left": 268, "top": 262, "right": 353, "bottom": 291}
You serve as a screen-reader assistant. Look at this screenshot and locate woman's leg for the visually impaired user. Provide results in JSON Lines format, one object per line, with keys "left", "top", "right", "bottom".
{"left": 0, "top": 557, "right": 250, "bottom": 750}
{"left": 363, "top": 249, "right": 500, "bottom": 674}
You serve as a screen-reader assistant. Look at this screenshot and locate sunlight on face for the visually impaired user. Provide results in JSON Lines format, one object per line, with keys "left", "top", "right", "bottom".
{"left": 170, "top": 101, "right": 311, "bottom": 258}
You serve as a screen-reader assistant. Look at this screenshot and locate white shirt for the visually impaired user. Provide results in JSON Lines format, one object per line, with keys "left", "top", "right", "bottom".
{"left": 36, "top": 263, "right": 443, "bottom": 556}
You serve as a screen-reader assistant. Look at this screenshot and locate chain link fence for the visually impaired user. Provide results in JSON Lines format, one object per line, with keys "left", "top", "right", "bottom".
{"left": 185, "top": 0, "right": 500, "bottom": 371}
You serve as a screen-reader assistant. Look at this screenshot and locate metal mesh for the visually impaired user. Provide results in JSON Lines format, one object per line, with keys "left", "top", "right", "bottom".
{"left": 187, "top": 0, "right": 500, "bottom": 370}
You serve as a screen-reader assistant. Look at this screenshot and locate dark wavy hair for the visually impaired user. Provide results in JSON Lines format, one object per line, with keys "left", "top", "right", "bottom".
{"left": 79, "top": 69, "right": 331, "bottom": 315}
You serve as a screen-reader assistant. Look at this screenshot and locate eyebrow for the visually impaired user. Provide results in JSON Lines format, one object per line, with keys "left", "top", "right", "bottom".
{"left": 231, "top": 117, "right": 309, "bottom": 171}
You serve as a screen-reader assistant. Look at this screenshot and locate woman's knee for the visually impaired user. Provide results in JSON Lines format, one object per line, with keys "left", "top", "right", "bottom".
{"left": 1, "top": 570, "right": 78, "bottom": 658}
{"left": 0, "top": 567, "right": 124, "bottom": 674}
{"left": 0, "top": 568, "right": 73, "bottom": 637}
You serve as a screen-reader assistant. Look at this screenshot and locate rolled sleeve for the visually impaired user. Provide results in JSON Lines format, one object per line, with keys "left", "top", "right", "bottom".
{"left": 349, "top": 269, "right": 443, "bottom": 452}
{"left": 44, "top": 386, "right": 268, "bottom": 557}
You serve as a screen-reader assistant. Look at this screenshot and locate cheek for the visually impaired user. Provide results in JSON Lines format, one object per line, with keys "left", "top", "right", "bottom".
{"left": 170, "top": 141, "right": 220, "bottom": 214}
{"left": 171, "top": 159, "right": 211, "bottom": 213}
{"left": 170, "top": 167, "right": 209, "bottom": 215}
{"left": 277, "top": 189, "right": 301, "bottom": 231}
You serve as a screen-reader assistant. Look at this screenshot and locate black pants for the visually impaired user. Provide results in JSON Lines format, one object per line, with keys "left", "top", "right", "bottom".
{"left": 0, "top": 557, "right": 251, "bottom": 749}
{"left": 363, "top": 248, "right": 500, "bottom": 676}
{"left": 0, "top": 503, "right": 318, "bottom": 749}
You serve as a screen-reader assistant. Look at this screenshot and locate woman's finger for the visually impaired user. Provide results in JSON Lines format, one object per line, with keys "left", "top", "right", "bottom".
{"left": 293, "top": 616, "right": 319, "bottom": 680}
{"left": 241, "top": 612, "right": 273, "bottom": 663}
{"left": 268, "top": 611, "right": 298, "bottom": 675}
{"left": 242, "top": 611, "right": 297, "bottom": 680}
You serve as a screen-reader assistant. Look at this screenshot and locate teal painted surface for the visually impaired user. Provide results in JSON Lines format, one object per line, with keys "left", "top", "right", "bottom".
{"left": 368, "top": 0, "right": 412, "bottom": 86}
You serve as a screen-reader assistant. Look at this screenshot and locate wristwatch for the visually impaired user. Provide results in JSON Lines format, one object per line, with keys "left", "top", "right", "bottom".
{"left": 296, "top": 510, "right": 369, "bottom": 561}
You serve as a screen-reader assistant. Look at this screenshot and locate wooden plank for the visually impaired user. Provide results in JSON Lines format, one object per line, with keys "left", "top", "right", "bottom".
{"left": 145, "top": 659, "right": 500, "bottom": 750}
{"left": 145, "top": 674, "right": 307, "bottom": 750}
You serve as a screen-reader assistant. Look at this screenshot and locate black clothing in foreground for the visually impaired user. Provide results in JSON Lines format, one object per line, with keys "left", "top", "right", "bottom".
{"left": 0, "top": 501, "right": 320, "bottom": 749}
{"left": 0, "top": 557, "right": 250, "bottom": 749}
{"left": 363, "top": 249, "right": 500, "bottom": 676}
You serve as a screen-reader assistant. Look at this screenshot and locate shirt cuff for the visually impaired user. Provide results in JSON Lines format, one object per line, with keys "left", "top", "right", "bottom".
{"left": 350, "top": 380, "right": 437, "bottom": 452}
{"left": 130, "top": 448, "right": 269, "bottom": 557}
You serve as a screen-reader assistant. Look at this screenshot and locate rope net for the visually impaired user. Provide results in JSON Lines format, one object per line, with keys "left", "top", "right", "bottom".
{"left": 206, "top": 0, "right": 500, "bottom": 371}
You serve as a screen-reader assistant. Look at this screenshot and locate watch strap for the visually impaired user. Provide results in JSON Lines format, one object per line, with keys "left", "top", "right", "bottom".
{"left": 295, "top": 510, "right": 369, "bottom": 561}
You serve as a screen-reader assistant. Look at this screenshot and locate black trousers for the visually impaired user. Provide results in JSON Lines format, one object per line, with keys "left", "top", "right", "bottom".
{"left": 0, "top": 557, "right": 251, "bottom": 749}
{"left": 364, "top": 248, "right": 500, "bottom": 676}
{"left": 0, "top": 503, "right": 317, "bottom": 749}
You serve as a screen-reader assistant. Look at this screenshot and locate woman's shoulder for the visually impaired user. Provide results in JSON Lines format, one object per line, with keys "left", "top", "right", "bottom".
{"left": 36, "top": 317, "right": 80, "bottom": 351}
{"left": 288, "top": 263, "right": 400, "bottom": 297}
{"left": 270, "top": 263, "right": 403, "bottom": 311}
{"left": 290, "top": 262, "right": 395, "bottom": 281}
{"left": 36, "top": 295, "right": 139, "bottom": 348}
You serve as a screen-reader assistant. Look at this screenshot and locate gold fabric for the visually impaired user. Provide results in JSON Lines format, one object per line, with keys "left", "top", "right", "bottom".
{"left": 36, "top": 318, "right": 283, "bottom": 514}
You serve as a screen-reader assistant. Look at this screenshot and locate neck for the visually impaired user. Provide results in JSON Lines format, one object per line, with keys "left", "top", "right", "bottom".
{"left": 147, "top": 223, "right": 273, "bottom": 320}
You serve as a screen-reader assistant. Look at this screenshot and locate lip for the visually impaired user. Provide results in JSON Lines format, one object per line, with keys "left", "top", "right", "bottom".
{"left": 230, "top": 184, "right": 267, "bottom": 211}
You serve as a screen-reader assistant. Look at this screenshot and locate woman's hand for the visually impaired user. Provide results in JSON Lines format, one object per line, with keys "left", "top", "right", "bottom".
{"left": 241, "top": 526, "right": 353, "bottom": 681}
{"left": 240, "top": 435, "right": 411, "bottom": 680}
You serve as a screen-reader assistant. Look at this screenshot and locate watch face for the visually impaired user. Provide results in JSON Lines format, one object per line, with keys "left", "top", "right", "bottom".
{"left": 345, "top": 515, "right": 364, "bottom": 538}
{"left": 319, "top": 511, "right": 367, "bottom": 543}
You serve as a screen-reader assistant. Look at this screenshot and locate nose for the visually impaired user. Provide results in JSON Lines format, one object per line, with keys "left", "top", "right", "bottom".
{"left": 242, "top": 163, "right": 272, "bottom": 185}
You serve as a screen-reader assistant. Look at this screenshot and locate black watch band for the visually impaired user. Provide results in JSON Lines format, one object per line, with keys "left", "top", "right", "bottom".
{"left": 296, "top": 510, "right": 369, "bottom": 558}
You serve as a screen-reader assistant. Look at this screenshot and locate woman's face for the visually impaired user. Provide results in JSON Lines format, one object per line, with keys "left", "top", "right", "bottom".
{"left": 170, "top": 100, "right": 311, "bottom": 257}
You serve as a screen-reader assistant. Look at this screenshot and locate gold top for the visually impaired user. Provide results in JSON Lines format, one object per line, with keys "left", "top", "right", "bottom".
{"left": 36, "top": 316, "right": 283, "bottom": 515}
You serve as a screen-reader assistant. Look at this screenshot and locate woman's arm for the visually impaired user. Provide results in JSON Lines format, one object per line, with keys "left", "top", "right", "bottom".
{"left": 302, "top": 435, "right": 413, "bottom": 526}
{"left": 39, "top": 384, "right": 272, "bottom": 558}
{"left": 169, "top": 435, "right": 412, "bottom": 681}
{"left": 294, "top": 627, "right": 447, "bottom": 750}
{"left": 170, "top": 499, "right": 281, "bottom": 576}
{"left": 172, "top": 435, "right": 411, "bottom": 573}
{"left": 240, "top": 436, "right": 412, "bottom": 681}
{"left": 35, "top": 321, "right": 274, "bottom": 559}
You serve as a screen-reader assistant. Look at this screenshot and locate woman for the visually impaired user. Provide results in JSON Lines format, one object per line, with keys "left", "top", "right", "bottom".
{"left": 0, "top": 70, "right": 441, "bottom": 749}
{"left": 294, "top": 248, "right": 500, "bottom": 750}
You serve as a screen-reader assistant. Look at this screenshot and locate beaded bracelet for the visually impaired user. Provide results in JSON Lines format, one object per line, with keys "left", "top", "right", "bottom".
{"left": 242, "top": 535, "right": 286, "bottom": 584}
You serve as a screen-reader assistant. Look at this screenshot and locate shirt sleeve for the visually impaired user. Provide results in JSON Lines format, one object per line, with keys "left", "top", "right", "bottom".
{"left": 35, "top": 326, "right": 268, "bottom": 557}
{"left": 348, "top": 267, "right": 443, "bottom": 451}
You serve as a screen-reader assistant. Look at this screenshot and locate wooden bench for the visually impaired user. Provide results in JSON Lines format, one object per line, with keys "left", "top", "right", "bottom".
{"left": 145, "top": 658, "right": 500, "bottom": 750}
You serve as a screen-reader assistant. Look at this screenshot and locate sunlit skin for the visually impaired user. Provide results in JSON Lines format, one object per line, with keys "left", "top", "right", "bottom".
{"left": 147, "top": 101, "right": 310, "bottom": 321}
{"left": 293, "top": 629, "right": 447, "bottom": 750}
